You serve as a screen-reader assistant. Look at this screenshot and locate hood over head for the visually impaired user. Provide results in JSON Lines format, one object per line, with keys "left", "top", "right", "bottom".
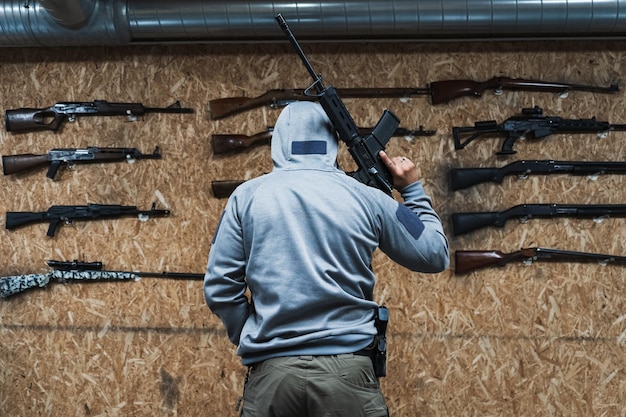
{"left": 271, "top": 101, "right": 339, "bottom": 171}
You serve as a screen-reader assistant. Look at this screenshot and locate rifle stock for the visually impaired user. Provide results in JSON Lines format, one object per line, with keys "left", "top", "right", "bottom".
{"left": 449, "top": 167, "right": 501, "bottom": 191}
{"left": 0, "top": 273, "right": 51, "bottom": 298}
{"left": 455, "top": 248, "right": 534, "bottom": 274}
{"left": 212, "top": 180, "right": 245, "bottom": 198}
{"left": 2, "top": 154, "right": 50, "bottom": 175}
{"left": 5, "top": 211, "right": 48, "bottom": 231}
{"left": 211, "top": 130, "right": 273, "bottom": 154}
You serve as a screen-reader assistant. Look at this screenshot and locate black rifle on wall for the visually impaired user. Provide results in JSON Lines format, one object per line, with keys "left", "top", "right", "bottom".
{"left": 453, "top": 106, "right": 626, "bottom": 155}
{"left": 452, "top": 203, "right": 626, "bottom": 235}
{"left": 208, "top": 78, "right": 618, "bottom": 120}
{"left": 5, "top": 100, "right": 193, "bottom": 133}
{"left": 277, "top": 13, "right": 399, "bottom": 195}
{"left": 6, "top": 203, "right": 170, "bottom": 237}
{"left": 449, "top": 160, "right": 626, "bottom": 191}
{"left": 2, "top": 146, "right": 162, "bottom": 179}
{"left": 1, "top": 259, "right": 203, "bottom": 298}
{"left": 212, "top": 125, "right": 436, "bottom": 154}
{"left": 455, "top": 247, "right": 626, "bottom": 274}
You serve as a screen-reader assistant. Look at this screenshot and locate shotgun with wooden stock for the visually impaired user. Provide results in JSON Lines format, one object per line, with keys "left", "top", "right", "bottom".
{"left": 212, "top": 126, "right": 436, "bottom": 154}
{"left": 454, "top": 247, "right": 626, "bottom": 274}
{"left": 208, "top": 78, "right": 618, "bottom": 120}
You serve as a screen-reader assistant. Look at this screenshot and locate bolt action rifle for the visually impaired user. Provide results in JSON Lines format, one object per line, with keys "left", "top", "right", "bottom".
{"left": 453, "top": 106, "right": 626, "bottom": 155}
{"left": 212, "top": 125, "right": 436, "bottom": 154}
{"left": 1, "top": 259, "right": 203, "bottom": 298}
{"left": 452, "top": 203, "right": 626, "bottom": 236}
{"left": 6, "top": 203, "right": 170, "bottom": 237}
{"left": 455, "top": 247, "right": 626, "bottom": 274}
{"left": 208, "top": 78, "right": 618, "bottom": 120}
{"left": 2, "top": 146, "right": 162, "bottom": 179}
{"left": 277, "top": 13, "right": 399, "bottom": 195}
{"left": 449, "top": 159, "right": 626, "bottom": 191}
{"left": 5, "top": 100, "right": 193, "bottom": 133}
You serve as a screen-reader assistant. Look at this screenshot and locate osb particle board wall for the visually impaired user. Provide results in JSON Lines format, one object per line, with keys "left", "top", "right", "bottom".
{"left": 0, "top": 39, "right": 624, "bottom": 417}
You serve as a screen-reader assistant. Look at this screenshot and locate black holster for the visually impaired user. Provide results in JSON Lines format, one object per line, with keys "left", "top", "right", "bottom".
{"left": 373, "top": 306, "right": 388, "bottom": 377}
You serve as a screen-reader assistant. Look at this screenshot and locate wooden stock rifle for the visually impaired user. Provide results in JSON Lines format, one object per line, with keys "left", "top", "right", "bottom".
{"left": 208, "top": 78, "right": 618, "bottom": 120}
{"left": 212, "top": 125, "right": 436, "bottom": 154}
{"left": 455, "top": 247, "right": 626, "bottom": 274}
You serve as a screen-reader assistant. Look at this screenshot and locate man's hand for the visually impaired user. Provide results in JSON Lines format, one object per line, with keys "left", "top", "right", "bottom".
{"left": 379, "top": 150, "right": 421, "bottom": 190}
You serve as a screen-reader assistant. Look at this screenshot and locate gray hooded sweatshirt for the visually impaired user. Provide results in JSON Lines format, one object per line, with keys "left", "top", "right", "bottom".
{"left": 205, "top": 101, "right": 449, "bottom": 365}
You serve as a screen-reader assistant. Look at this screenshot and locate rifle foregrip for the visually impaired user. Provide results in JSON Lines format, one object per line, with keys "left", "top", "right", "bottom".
{"left": 449, "top": 168, "right": 498, "bottom": 191}
{"left": 454, "top": 250, "right": 507, "bottom": 274}
{"left": 1, "top": 273, "right": 50, "bottom": 298}
{"left": 452, "top": 212, "right": 498, "bottom": 235}
{"left": 5, "top": 211, "right": 47, "bottom": 230}
{"left": 2, "top": 154, "right": 49, "bottom": 175}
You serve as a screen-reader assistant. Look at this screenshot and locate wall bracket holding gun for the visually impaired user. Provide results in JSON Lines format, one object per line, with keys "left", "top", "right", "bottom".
{"left": 453, "top": 106, "right": 626, "bottom": 155}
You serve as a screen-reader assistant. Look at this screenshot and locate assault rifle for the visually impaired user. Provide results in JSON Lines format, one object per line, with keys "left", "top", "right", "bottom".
{"left": 453, "top": 106, "right": 626, "bottom": 155}
{"left": 6, "top": 203, "right": 170, "bottom": 237}
{"left": 208, "top": 78, "right": 618, "bottom": 120}
{"left": 449, "top": 160, "right": 626, "bottom": 191}
{"left": 2, "top": 146, "right": 162, "bottom": 179}
{"left": 452, "top": 203, "right": 626, "bottom": 235}
{"left": 5, "top": 100, "right": 193, "bottom": 133}
{"left": 212, "top": 125, "right": 436, "bottom": 154}
{"left": 455, "top": 247, "right": 626, "bottom": 274}
{"left": 277, "top": 14, "right": 398, "bottom": 195}
{"left": 1, "top": 259, "right": 203, "bottom": 298}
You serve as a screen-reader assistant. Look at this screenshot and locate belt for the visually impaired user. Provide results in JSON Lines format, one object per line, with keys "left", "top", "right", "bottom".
{"left": 353, "top": 339, "right": 377, "bottom": 357}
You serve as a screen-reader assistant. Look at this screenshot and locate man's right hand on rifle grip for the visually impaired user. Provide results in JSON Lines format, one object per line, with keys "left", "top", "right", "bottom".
{"left": 379, "top": 151, "right": 421, "bottom": 190}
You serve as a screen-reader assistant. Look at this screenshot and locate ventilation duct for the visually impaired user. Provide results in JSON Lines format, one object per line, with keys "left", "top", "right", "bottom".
{"left": 1, "top": 0, "right": 626, "bottom": 47}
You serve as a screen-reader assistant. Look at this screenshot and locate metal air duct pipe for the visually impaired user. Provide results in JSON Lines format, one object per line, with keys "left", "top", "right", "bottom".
{"left": 1, "top": 0, "right": 626, "bottom": 47}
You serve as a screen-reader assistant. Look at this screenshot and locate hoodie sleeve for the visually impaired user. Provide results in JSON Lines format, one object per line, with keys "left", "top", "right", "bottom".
{"left": 204, "top": 196, "right": 251, "bottom": 346}
{"left": 377, "top": 181, "right": 450, "bottom": 273}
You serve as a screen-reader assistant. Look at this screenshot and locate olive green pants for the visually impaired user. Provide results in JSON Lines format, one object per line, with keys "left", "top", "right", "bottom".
{"left": 240, "top": 354, "right": 389, "bottom": 417}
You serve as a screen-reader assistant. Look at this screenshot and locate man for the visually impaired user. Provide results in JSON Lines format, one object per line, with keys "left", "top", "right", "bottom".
{"left": 204, "top": 101, "right": 449, "bottom": 416}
